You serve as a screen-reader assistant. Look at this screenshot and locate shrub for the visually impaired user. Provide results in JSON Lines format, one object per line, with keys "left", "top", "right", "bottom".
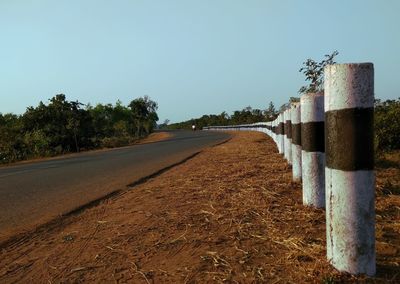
{"left": 375, "top": 98, "right": 400, "bottom": 152}
{"left": 298, "top": 51, "right": 339, "bottom": 94}
{"left": 100, "top": 136, "right": 132, "bottom": 148}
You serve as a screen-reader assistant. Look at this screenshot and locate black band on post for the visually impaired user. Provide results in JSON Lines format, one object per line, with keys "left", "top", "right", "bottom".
{"left": 325, "top": 108, "right": 374, "bottom": 171}
{"left": 292, "top": 123, "right": 301, "bottom": 145}
{"left": 286, "top": 121, "right": 292, "bottom": 139}
{"left": 301, "top": 121, "right": 325, "bottom": 152}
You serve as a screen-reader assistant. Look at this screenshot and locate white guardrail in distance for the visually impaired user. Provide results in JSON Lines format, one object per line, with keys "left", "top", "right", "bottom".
{"left": 203, "top": 61, "right": 375, "bottom": 276}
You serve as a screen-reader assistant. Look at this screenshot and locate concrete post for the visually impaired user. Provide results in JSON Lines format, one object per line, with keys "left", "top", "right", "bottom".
{"left": 291, "top": 103, "right": 302, "bottom": 182}
{"left": 283, "top": 110, "right": 288, "bottom": 160}
{"left": 272, "top": 120, "right": 276, "bottom": 145}
{"left": 275, "top": 118, "right": 279, "bottom": 147}
{"left": 268, "top": 121, "right": 272, "bottom": 136}
{"left": 275, "top": 115, "right": 281, "bottom": 150}
{"left": 276, "top": 115, "right": 281, "bottom": 152}
{"left": 279, "top": 112, "right": 285, "bottom": 156}
{"left": 325, "top": 63, "right": 375, "bottom": 276}
{"left": 300, "top": 92, "right": 325, "bottom": 208}
{"left": 272, "top": 120, "right": 275, "bottom": 141}
{"left": 283, "top": 111, "right": 287, "bottom": 159}
{"left": 284, "top": 108, "right": 292, "bottom": 164}
{"left": 270, "top": 120, "right": 275, "bottom": 142}
{"left": 269, "top": 122, "right": 272, "bottom": 136}
{"left": 272, "top": 120, "right": 275, "bottom": 140}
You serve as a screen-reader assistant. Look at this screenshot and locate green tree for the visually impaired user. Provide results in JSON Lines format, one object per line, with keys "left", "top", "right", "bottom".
{"left": 298, "top": 50, "right": 339, "bottom": 94}
{"left": 0, "top": 113, "right": 24, "bottom": 162}
{"left": 265, "top": 101, "right": 277, "bottom": 120}
{"left": 129, "top": 96, "right": 159, "bottom": 137}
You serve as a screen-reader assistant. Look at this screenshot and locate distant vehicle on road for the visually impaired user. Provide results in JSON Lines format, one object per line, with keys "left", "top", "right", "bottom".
{"left": 192, "top": 124, "right": 196, "bottom": 131}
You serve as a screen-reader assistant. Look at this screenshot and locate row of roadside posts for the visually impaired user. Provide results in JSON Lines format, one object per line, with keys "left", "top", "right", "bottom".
{"left": 203, "top": 63, "right": 375, "bottom": 276}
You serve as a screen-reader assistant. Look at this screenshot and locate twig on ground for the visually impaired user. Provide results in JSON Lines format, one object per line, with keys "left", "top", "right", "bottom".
{"left": 131, "top": 262, "right": 151, "bottom": 284}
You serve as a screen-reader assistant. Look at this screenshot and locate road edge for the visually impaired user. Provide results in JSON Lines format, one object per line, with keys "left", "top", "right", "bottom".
{"left": 0, "top": 132, "right": 174, "bottom": 169}
{"left": 0, "top": 135, "right": 232, "bottom": 250}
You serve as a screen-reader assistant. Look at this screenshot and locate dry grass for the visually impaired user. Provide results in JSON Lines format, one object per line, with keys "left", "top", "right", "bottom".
{"left": 135, "top": 131, "right": 172, "bottom": 145}
{"left": 375, "top": 150, "right": 400, "bottom": 280}
{"left": 0, "top": 131, "right": 398, "bottom": 283}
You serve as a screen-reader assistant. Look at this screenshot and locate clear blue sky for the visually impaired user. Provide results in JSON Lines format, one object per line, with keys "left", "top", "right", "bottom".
{"left": 1, "top": 0, "right": 399, "bottom": 123}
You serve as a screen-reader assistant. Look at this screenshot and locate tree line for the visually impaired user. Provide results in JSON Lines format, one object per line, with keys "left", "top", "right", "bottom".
{"left": 0, "top": 94, "right": 159, "bottom": 164}
{"left": 166, "top": 101, "right": 279, "bottom": 130}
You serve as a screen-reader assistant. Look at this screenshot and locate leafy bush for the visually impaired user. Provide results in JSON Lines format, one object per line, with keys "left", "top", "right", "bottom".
{"left": 100, "top": 136, "right": 132, "bottom": 148}
{"left": 375, "top": 98, "right": 400, "bottom": 152}
{"left": 23, "top": 129, "right": 51, "bottom": 158}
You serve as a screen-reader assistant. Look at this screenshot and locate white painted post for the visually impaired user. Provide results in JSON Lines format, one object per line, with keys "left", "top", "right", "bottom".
{"left": 291, "top": 103, "right": 302, "bottom": 182}
{"left": 279, "top": 113, "right": 285, "bottom": 154}
{"left": 284, "top": 108, "right": 292, "bottom": 164}
{"left": 271, "top": 120, "right": 274, "bottom": 139}
{"left": 273, "top": 120, "right": 276, "bottom": 142}
{"left": 325, "top": 63, "right": 375, "bottom": 276}
{"left": 300, "top": 92, "right": 325, "bottom": 208}
{"left": 275, "top": 118, "right": 279, "bottom": 148}
{"left": 271, "top": 121, "right": 274, "bottom": 139}
{"left": 276, "top": 115, "right": 281, "bottom": 152}
{"left": 283, "top": 110, "right": 288, "bottom": 160}
{"left": 275, "top": 118, "right": 278, "bottom": 147}
{"left": 272, "top": 120, "right": 276, "bottom": 144}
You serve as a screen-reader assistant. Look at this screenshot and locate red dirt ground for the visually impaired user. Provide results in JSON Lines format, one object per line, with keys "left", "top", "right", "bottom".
{"left": 0, "top": 132, "right": 398, "bottom": 283}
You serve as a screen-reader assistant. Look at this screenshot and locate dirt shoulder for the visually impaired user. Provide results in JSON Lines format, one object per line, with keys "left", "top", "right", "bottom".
{"left": 0, "top": 132, "right": 173, "bottom": 168}
{"left": 0, "top": 132, "right": 398, "bottom": 283}
{"left": 134, "top": 131, "right": 172, "bottom": 145}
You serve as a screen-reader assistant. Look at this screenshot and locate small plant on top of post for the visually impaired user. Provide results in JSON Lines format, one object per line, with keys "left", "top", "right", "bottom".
{"left": 298, "top": 50, "right": 339, "bottom": 94}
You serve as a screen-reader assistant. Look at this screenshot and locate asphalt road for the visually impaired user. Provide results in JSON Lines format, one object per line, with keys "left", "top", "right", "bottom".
{"left": 0, "top": 130, "right": 230, "bottom": 241}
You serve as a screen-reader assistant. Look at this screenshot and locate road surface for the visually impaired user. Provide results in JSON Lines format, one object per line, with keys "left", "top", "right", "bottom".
{"left": 0, "top": 130, "right": 230, "bottom": 242}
